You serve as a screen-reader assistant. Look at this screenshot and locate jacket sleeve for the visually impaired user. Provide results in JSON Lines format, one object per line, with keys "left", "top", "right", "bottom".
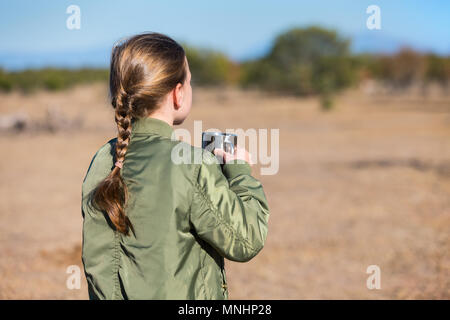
{"left": 189, "top": 150, "right": 270, "bottom": 262}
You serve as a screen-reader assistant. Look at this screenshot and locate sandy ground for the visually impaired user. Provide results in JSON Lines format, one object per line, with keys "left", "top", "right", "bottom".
{"left": 0, "top": 84, "right": 449, "bottom": 299}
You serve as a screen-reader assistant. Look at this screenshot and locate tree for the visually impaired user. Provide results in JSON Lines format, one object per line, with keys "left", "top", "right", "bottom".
{"left": 240, "top": 26, "right": 356, "bottom": 109}
{"left": 426, "top": 54, "right": 450, "bottom": 90}
{"left": 376, "top": 48, "right": 426, "bottom": 91}
{"left": 183, "top": 44, "right": 238, "bottom": 86}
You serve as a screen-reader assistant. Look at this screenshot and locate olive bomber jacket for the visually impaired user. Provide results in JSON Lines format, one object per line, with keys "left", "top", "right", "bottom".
{"left": 81, "top": 117, "right": 270, "bottom": 300}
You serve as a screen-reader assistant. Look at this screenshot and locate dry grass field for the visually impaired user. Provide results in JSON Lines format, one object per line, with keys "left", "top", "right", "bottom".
{"left": 0, "top": 83, "right": 449, "bottom": 299}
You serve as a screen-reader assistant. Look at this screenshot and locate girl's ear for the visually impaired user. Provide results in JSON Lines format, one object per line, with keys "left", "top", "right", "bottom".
{"left": 173, "top": 82, "right": 184, "bottom": 109}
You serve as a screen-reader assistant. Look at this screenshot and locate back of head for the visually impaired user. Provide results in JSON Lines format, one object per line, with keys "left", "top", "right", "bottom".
{"left": 93, "top": 32, "right": 187, "bottom": 236}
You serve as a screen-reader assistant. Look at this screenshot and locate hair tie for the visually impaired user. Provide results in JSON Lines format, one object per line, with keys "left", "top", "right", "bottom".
{"left": 115, "top": 160, "right": 123, "bottom": 169}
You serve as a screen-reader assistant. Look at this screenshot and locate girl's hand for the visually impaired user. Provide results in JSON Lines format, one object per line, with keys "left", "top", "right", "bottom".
{"left": 213, "top": 147, "right": 253, "bottom": 166}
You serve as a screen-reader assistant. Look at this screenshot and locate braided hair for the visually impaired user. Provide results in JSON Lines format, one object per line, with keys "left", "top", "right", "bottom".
{"left": 92, "top": 32, "right": 187, "bottom": 235}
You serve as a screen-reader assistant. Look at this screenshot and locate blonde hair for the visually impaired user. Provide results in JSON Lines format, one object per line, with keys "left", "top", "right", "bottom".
{"left": 92, "top": 32, "right": 187, "bottom": 235}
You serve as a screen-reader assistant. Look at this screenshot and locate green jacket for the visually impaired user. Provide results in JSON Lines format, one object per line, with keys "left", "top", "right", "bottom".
{"left": 81, "top": 117, "right": 270, "bottom": 300}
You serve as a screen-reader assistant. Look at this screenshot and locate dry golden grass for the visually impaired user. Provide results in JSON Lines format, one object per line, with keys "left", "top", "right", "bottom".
{"left": 0, "top": 84, "right": 449, "bottom": 299}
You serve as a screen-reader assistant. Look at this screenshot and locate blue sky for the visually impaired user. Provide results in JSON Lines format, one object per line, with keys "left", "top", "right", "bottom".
{"left": 0, "top": 0, "right": 449, "bottom": 69}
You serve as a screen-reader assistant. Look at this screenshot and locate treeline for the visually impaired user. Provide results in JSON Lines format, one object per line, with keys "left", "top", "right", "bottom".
{"left": 354, "top": 50, "right": 450, "bottom": 91}
{"left": 1, "top": 27, "right": 449, "bottom": 107}
{"left": 0, "top": 68, "right": 108, "bottom": 92}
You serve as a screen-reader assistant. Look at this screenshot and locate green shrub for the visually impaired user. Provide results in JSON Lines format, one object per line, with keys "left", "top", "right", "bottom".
{"left": 184, "top": 44, "right": 237, "bottom": 86}
{"left": 240, "top": 26, "right": 356, "bottom": 98}
{"left": 425, "top": 54, "right": 450, "bottom": 87}
{"left": 0, "top": 68, "right": 109, "bottom": 93}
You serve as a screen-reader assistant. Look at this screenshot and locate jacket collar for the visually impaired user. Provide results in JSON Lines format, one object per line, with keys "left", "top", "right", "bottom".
{"left": 131, "top": 117, "right": 174, "bottom": 139}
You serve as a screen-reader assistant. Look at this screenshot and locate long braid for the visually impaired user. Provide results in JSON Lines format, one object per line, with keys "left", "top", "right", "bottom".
{"left": 114, "top": 90, "right": 133, "bottom": 166}
{"left": 93, "top": 89, "right": 134, "bottom": 236}
{"left": 113, "top": 90, "right": 134, "bottom": 234}
{"left": 91, "top": 32, "right": 187, "bottom": 236}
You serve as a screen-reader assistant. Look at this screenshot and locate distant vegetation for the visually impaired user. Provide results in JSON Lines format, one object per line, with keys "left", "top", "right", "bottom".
{"left": 1, "top": 26, "right": 449, "bottom": 109}
{"left": 240, "top": 26, "right": 357, "bottom": 110}
{"left": 0, "top": 68, "right": 108, "bottom": 93}
{"left": 183, "top": 44, "right": 240, "bottom": 86}
{"left": 360, "top": 50, "right": 450, "bottom": 91}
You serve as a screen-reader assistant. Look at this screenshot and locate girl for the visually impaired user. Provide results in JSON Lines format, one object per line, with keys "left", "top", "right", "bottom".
{"left": 81, "top": 32, "right": 270, "bottom": 300}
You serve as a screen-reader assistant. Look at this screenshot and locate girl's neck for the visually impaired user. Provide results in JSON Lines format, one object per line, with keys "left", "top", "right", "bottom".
{"left": 147, "top": 113, "right": 173, "bottom": 127}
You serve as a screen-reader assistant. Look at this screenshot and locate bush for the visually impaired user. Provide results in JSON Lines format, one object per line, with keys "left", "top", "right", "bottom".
{"left": 184, "top": 44, "right": 238, "bottom": 86}
{"left": 425, "top": 54, "right": 450, "bottom": 87}
{"left": 373, "top": 48, "right": 426, "bottom": 90}
{"left": 0, "top": 68, "right": 109, "bottom": 93}
{"left": 0, "top": 69, "right": 13, "bottom": 92}
{"left": 240, "top": 26, "right": 356, "bottom": 98}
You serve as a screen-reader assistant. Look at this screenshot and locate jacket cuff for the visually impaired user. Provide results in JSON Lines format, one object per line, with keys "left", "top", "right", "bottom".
{"left": 222, "top": 160, "right": 252, "bottom": 180}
